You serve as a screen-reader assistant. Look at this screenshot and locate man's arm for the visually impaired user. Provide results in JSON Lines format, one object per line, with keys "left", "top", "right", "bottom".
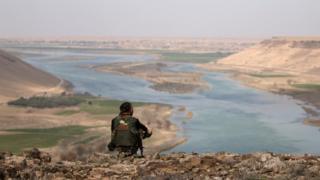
{"left": 108, "top": 118, "right": 117, "bottom": 151}
{"left": 136, "top": 119, "right": 152, "bottom": 138}
{"left": 111, "top": 118, "right": 115, "bottom": 132}
{"left": 136, "top": 119, "right": 148, "bottom": 132}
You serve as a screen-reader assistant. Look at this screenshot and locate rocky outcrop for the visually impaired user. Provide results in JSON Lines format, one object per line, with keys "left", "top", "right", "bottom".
{"left": 1, "top": 149, "right": 320, "bottom": 179}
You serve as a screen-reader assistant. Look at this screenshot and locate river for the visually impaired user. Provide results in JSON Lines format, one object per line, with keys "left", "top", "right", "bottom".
{"left": 18, "top": 48, "right": 320, "bottom": 154}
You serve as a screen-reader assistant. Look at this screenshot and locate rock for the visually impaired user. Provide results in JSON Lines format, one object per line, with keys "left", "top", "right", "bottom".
{"left": 260, "top": 153, "right": 272, "bottom": 162}
{"left": 152, "top": 153, "right": 160, "bottom": 160}
{"left": 288, "top": 164, "right": 307, "bottom": 176}
{"left": 190, "top": 156, "right": 202, "bottom": 167}
{"left": 0, "top": 150, "right": 320, "bottom": 179}
{"left": 41, "top": 152, "right": 52, "bottom": 163}
{"left": 0, "top": 168, "right": 5, "bottom": 180}
{"left": 308, "top": 165, "right": 319, "bottom": 173}
{"left": 213, "top": 177, "right": 223, "bottom": 180}
{"left": 0, "top": 153, "right": 5, "bottom": 160}
{"left": 192, "top": 168, "right": 200, "bottom": 173}
{"left": 25, "top": 148, "right": 41, "bottom": 159}
{"left": 264, "top": 157, "right": 286, "bottom": 172}
{"left": 20, "top": 159, "right": 28, "bottom": 169}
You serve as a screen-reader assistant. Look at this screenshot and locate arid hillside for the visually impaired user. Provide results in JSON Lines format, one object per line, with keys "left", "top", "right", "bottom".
{"left": 0, "top": 49, "right": 63, "bottom": 101}
{"left": 212, "top": 37, "right": 320, "bottom": 74}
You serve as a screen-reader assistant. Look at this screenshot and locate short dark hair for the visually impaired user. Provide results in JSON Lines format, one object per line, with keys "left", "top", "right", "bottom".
{"left": 120, "top": 102, "right": 132, "bottom": 113}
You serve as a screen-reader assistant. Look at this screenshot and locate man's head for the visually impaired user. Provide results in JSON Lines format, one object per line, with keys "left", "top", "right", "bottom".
{"left": 120, "top": 102, "right": 133, "bottom": 115}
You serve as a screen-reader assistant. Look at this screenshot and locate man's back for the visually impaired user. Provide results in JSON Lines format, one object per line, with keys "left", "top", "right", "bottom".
{"left": 111, "top": 115, "right": 140, "bottom": 147}
{"left": 108, "top": 102, "right": 151, "bottom": 156}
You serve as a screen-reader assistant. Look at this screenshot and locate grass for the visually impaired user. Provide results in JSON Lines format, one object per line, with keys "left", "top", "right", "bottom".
{"left": 291, "top": 83, "right": 320, "bottom": 90}
{"left": 79, "top": 99, "right": 146, "bottom": 115}
{"left": 159, "top": 52, "right": 233, "bottom": 63}
{"left": 55, "top": 110, "right": 81, "bottom": 116}
{"left": 55, "top": 99, "right": 147, "bottom": 116}
{"left": 8, "top": 95, "right": 87, "bottom": 108}
{"left": 73, "top": 135, "right": 100, "bottom": 145}
{"left": 248, "top": 73, "right": 292, "bottom": 78}
{"left": 0, "top": 126, "right": 88, "bottom": 153}
{"left": 9, "top": 94, "right": 148, "bottom": 116}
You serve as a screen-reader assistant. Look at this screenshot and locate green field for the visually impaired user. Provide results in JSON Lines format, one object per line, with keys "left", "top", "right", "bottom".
{"left": 79, "top": 99, "right": 124, "bottom": 115}
{"left": 248, "top": 73, "right": 292, "bottom": 78}
{"left": 8, "top": 95, "right": 88, "bottom": 108}
{"left": 56, "top": 99, "right": 147, "bottom": 116}
{"left": 291, "top": 83, "right": 320, "bottom": 90}
{"left": 55, "top": 109, "right": 81, "bottom": 116}
{"left": 8, "top": 95, "right": 147, "bottom": 116}
{"left": 0, "top": 126, "right": 88, "bottom": 153}
{"left": 73, "top": 135, "right": 100, "bottom": 145}
{"left": 159, "top": 52, "right": 233, "bottom": 63}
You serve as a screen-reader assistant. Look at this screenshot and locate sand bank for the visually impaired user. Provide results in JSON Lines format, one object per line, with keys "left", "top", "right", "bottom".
{"left": 95, "top": 62, "right": 209, "bottom": 94}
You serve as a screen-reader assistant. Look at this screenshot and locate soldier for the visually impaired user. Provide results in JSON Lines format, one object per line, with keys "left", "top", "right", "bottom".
{"left": 108, "top": 102, "right": 152, "bottom": 157}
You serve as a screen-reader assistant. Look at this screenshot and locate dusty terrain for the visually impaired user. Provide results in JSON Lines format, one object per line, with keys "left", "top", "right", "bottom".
{"left": 96, "top": 62, "right": 209, "bottom": 94}
{"left": 0, "top": 49, "right": 67, "bottom": 103}
{"left": 1, "top": 148, "right": 320, "bottom": 179}
{"left": 199, "top": 37, "right": 320, "bottom": 126}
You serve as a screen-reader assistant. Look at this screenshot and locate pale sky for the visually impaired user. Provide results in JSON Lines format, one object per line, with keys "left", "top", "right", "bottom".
{"left": 0, "top": 0, "right": 319, "bottom": 38}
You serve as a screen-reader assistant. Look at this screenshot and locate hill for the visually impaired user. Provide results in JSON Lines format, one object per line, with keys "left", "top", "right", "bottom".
{"left": 0, "top": 49, "right": 65, "bottom": 102}
{"left": 212, "top": 37, "right": 320, "bottom": 74}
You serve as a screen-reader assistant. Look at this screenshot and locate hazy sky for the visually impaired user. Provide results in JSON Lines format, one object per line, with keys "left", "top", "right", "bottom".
{"left": 1, "top": 0, "right": 319, "bottom": 38}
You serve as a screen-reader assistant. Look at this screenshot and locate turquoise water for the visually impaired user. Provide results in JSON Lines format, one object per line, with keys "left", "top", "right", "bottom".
{"left": 21, "top": 49, "right": 320, "bottom": 154}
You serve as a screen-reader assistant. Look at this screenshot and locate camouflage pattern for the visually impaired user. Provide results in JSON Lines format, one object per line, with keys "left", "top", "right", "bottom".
{"left": 111, "top": 115, "right": 140, "bottom": 147}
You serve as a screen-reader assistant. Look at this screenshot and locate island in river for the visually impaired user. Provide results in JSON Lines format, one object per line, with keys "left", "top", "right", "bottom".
{"left": 95, "top": 62, "right": 209, "bottom": 94}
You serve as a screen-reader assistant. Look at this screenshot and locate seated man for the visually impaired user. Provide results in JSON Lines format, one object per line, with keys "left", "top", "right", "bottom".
{"left": 108, "top": 102, "right": 152, "bottom": 157}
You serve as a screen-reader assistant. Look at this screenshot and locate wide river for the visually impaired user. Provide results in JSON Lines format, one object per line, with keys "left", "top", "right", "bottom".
{"left": 18, "top": 48, "right": 320, "bottom": 154}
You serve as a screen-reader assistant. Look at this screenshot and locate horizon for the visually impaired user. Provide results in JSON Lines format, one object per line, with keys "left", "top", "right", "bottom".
{"left": 2, "top": 35, "right": 320, "bottom": 41}
{"left": 1, "top": 0, "right": 319, "bottom": 38}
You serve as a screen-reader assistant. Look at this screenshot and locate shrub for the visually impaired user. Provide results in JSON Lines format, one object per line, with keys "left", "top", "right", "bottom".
{"left": 8, "top": 96, "right": 86, "bottom": 108}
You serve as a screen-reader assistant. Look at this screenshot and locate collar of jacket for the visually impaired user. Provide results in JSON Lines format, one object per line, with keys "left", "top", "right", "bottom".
{"left": 119, "top": 112, "right": 132, "bottom": 117}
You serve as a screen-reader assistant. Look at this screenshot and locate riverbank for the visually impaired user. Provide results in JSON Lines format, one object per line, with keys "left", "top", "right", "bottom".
{"left": 198, "top": 63, "right": 320, "bottom": 127}
{"left": 199, "top": 37, "right": 320, "bottom": 128}
{"left": 95, "top": 62, "right": 209, "bottom": 94}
